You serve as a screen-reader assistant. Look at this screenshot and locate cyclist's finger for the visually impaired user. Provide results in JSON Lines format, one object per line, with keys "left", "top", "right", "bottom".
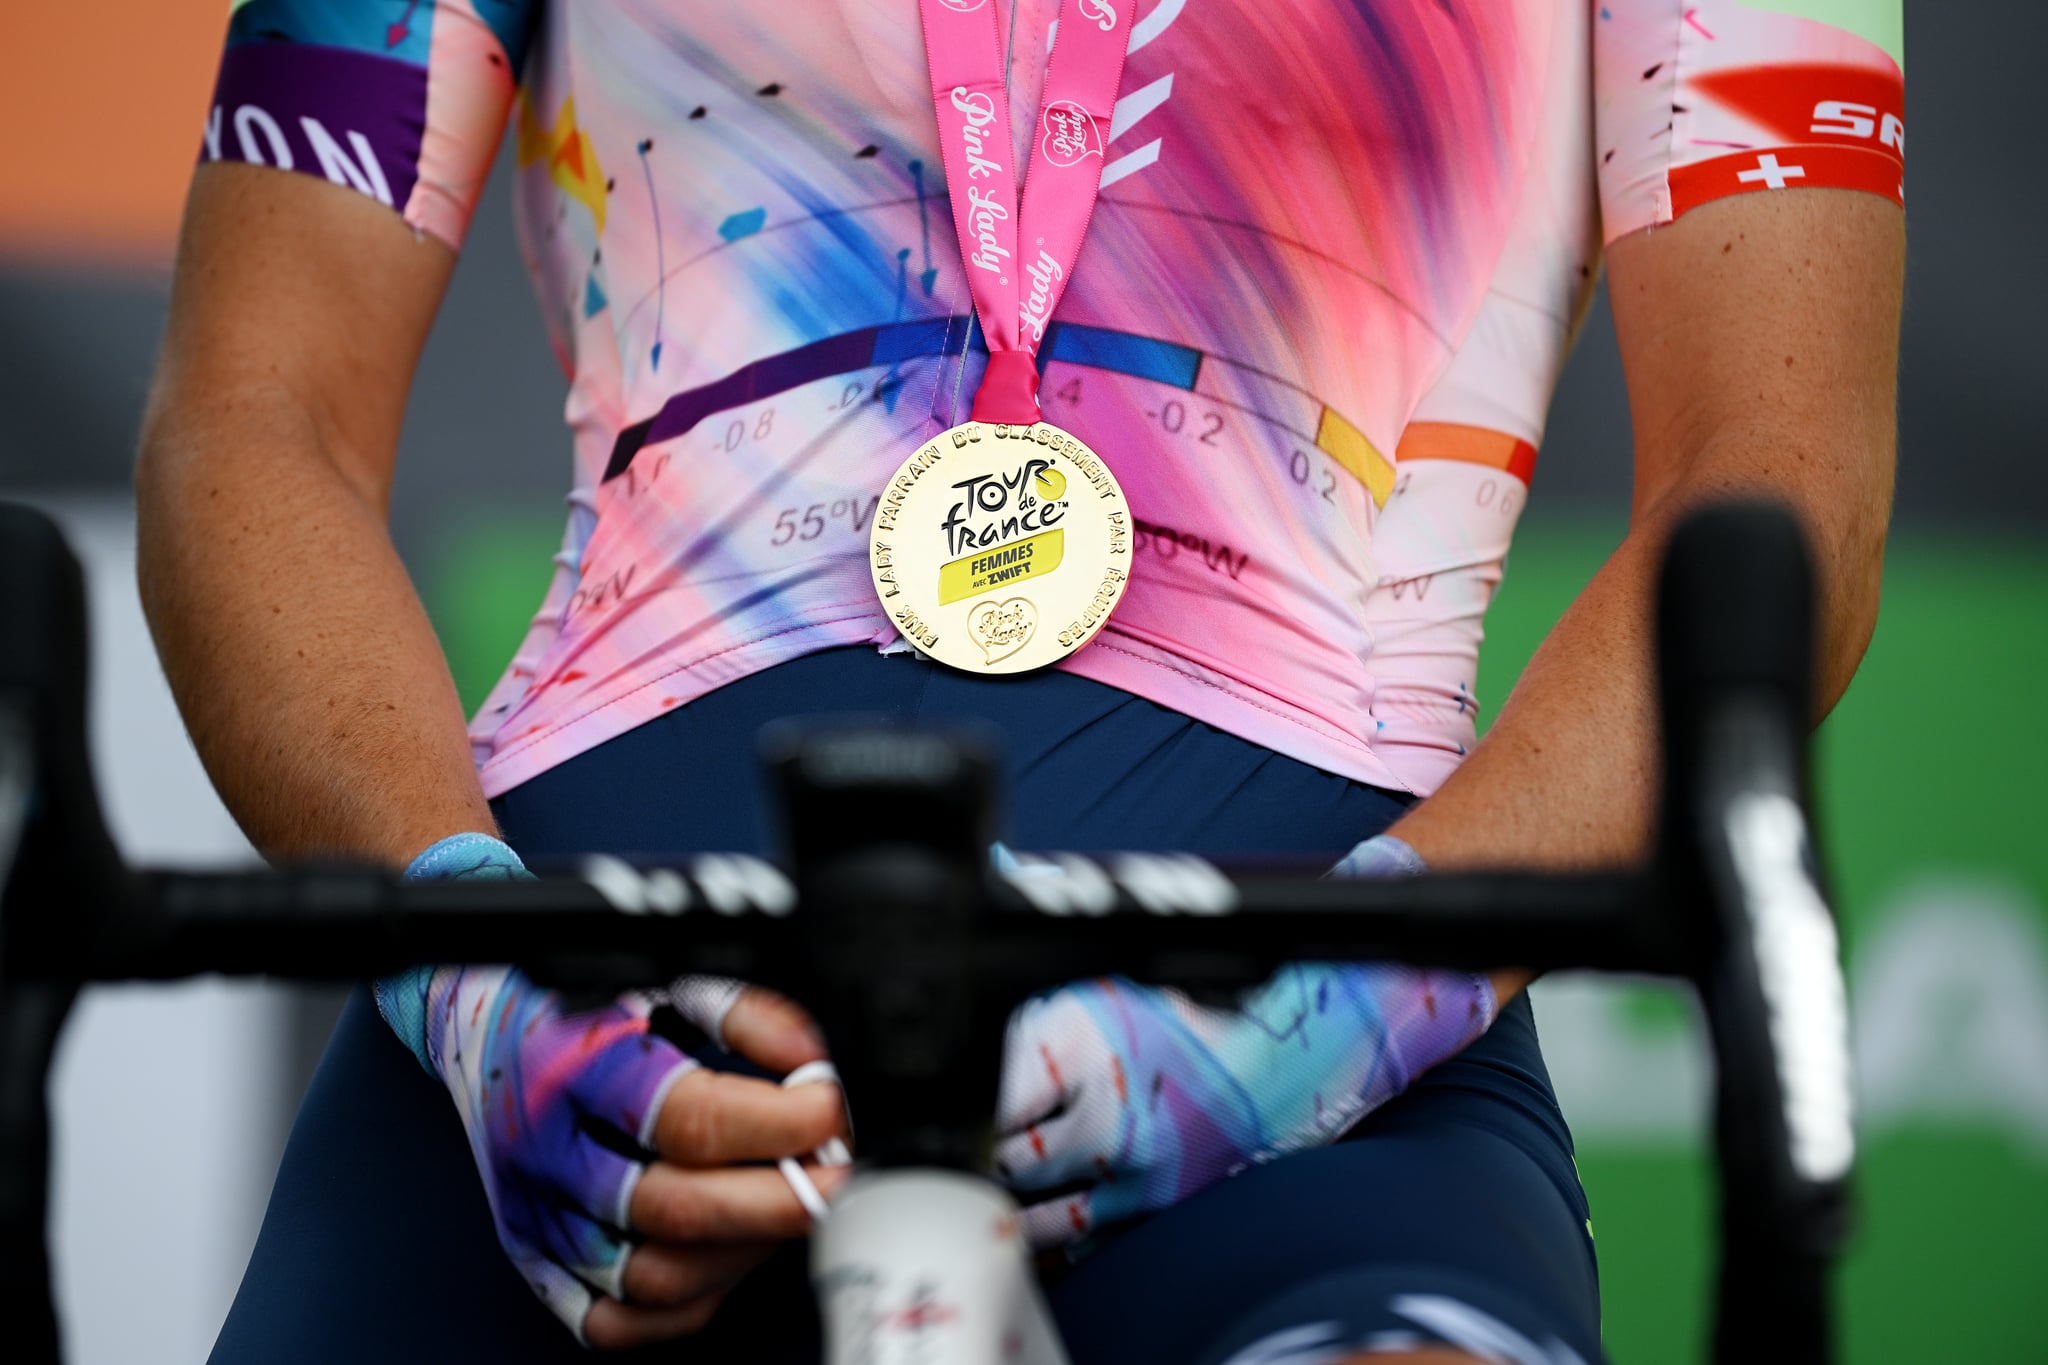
{"left": 495, "top": 1175, "right": 636, "bottom": 1296}
{"left": 660, "top": 975, "right": 748, "bottom": 1043}
{"left": 505, "top": 1123, "right": 650, "bottom": 1235}
{"left": 583, "top": 1287, "right": 729, "bottom": 1350}
{"left": 630, "top": 1159, "right": 851, "bottom": 1241}
{"left": 509, "top": 1250, "right": 599, "bottom": 1341}
{"left": 649, "top": 1065, "right": 846, "bottom": 1166}
{"left": 566, "top": 1022, "right": 701, "bottom": 1147}
{"left": 514, "top": 1199, "right": 634, "bottom": 1296}
{"left": 1022, "top": 1163, "right": 1161, "bottom": 1250}
{"left": 997, "top": 1006, "right": 1078, "bottom": 1135}
{"left": 619, "top": 1239, "right": 775, "bottom": 1308}
{"left": 997, "top": 984, "right": 1124, "bottom": 1138}
{"left": 991, "top": 1106, "right": 1104, "bottom": 1192}
{"left": 1019, "top": 1188, "right": 1095, "bottom": 1248}
{"left": 719, "top": 985, "right": 831, "bottom": 1073}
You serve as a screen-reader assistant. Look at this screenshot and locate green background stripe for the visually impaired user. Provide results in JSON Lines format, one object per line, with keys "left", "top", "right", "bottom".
{"left": 1737, "top": 1, "right": 1905, "bottom": 68}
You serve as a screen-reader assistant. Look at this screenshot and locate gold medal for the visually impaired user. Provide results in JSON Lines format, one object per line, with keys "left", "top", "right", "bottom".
{"left": 870, "top": 420, "right": 1132, "bottom": 673}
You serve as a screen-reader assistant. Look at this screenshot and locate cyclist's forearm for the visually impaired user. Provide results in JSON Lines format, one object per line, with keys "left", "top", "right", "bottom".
{"left": 1388, "top": 436, "right": 1888, "bottom": 884}
{"left": 136, "top": 392, "right": 494, "bottom": 866}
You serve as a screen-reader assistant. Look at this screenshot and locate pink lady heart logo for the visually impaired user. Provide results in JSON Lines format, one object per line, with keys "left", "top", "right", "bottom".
{"left": 1040, "top": 100, "right": 1103, "bottom": 167}
{"left": 937, "top": 0, "right": 989, "bottom": 11}
{"left": 1076, "top": 0, "right": 1119, "bottom": 30}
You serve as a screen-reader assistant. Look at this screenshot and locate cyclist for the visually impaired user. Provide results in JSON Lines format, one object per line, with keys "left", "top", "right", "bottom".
{"left": 137, "top": 1, "right": 1903, "bottom": 1361}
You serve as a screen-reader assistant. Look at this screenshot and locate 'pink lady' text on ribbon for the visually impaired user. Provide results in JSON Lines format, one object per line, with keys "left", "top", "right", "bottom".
{"left": 919, "top": 0, "right": 1135, "bottom": 424}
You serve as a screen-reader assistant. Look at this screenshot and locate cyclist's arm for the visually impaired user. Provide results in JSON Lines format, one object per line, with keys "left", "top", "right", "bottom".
{"left": 1392, "top": 188, "right": 1902, "bottom": 931}
{"left": 137, "top": 163, "right": 490, "bottom": 866}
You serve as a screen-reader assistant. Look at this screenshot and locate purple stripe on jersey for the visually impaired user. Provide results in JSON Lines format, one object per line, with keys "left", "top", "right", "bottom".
{"left": 604, "top": 329, "right": 891, "bottom": 482}
{"left": 201, "top": 44, "right": 427, "bottom": 218}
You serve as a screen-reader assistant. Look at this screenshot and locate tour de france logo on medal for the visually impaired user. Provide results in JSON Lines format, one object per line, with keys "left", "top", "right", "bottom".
{"left": 869, "top": 421, "right": 1131, "bottom": 674}
{"left": 885, "top": 0, "right": 1136, "bottom": 673}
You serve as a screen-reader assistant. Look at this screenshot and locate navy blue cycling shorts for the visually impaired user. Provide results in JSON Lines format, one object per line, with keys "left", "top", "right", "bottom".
{"left": 210, "top": 648, "right": 1601, "bottom": 1364}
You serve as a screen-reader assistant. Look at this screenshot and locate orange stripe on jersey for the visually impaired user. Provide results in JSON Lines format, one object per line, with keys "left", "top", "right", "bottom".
{"left": 1396, "top": 422, "right": 1538, "bottom": 486}
{"left": 1670, "top": 143, "right": 1904, "bottom": 217}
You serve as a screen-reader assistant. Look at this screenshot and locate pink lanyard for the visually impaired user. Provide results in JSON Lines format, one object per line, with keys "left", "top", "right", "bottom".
{"left": 919, "top": 0, "right": 1134, "bottom": 425}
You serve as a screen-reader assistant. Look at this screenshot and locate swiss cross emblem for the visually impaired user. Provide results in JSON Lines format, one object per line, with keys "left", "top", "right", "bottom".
{"left": 1736, "top": 153, "right": 1807, "bottom": 190}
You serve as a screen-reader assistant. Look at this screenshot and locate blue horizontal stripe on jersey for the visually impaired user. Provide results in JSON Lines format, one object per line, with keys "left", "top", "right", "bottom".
{"left": 601, "top": 318, "right": 1210, "bottom": 483}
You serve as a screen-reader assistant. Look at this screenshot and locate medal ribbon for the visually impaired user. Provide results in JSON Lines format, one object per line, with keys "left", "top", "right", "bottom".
{"left": 920, "top": 0, "right": 1134, "bottom": 424}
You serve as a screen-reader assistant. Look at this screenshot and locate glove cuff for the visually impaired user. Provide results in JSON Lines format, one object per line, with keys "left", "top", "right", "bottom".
{"left": 403, "top": 830, "right": 530, "bottom": 881}
{"left": 1329, "top": 836, "right": 1496, "bottom": 1037}
{"left": 1328, "top": 832, "right": 1428, "bottom": 880}
{"left": 374, "top": 833, "right": 532, "bottom": 1072}
{"left": 373, "top": 966, "right": 438, "bottom": 1073}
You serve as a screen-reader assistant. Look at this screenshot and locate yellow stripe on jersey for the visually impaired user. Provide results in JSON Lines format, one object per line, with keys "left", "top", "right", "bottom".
{"left": 1316, "top": 408, "right": 1397, "bottom": 508}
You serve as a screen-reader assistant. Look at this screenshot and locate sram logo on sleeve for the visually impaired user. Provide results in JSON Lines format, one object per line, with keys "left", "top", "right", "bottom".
{"left": 1809, "top": 100, "right": 1905, "bottom": 154}
{"left": 1672, "top": 61, "right": 1906, "bottom": 217}
{"left": 1692, "top": 62, "right": 1904, "bottom": 164}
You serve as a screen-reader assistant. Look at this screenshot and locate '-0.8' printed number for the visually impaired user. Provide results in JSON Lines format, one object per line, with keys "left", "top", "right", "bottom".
{"left": 720, "top": 407, "right": 776, "bottom": 452}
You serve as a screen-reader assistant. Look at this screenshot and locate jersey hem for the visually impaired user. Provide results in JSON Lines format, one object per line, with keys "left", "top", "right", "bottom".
{"left": 472, "top": 615, "right": 1444, "bottom": 802}
{"left": 472, "top": 613, "right": 889, "bottom": 798}
{"left": 1060, "top": 633, "right": 1419, "bottom": 796}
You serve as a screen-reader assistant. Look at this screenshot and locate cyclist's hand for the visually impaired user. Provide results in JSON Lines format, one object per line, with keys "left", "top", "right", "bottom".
{"left": 594, "top": 989, "right": 850, "bottom": 1350}
{"left": 428, "top": 968, "right": 849, "bottom": 1348}
{"left": 990, "top": 836, "right": 1493, "bottom": 1247}
{"left": 378, "top": 835, "right": 849, "bottom": 1347}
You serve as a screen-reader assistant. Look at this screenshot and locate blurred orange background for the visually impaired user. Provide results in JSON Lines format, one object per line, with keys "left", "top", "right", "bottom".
{"left": 0, "top": 3, "right": 230, "bottom": 265}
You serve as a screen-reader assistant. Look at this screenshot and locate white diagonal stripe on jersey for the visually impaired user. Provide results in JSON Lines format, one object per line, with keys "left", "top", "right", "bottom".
{"left": 1109, "top": 72, "right": 1174, "bottom": 141}
{"left": 1099, "top": 137, "right": 1161, "bottom": 188}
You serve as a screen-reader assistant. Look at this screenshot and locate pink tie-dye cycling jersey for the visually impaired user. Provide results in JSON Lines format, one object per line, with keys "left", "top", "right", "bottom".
{"left": 204, "top": 0, "right": 1903, "bottom": 800}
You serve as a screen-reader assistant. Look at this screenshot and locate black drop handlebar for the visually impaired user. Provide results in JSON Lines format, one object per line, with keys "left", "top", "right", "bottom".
{"left": 0, "top": 500, "right": 1851, "bottom": 1364}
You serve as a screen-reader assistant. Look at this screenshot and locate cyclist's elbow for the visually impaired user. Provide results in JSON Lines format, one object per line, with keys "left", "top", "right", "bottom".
{"left": 1803, "top": 449, "right": 1891, "bottom": 714}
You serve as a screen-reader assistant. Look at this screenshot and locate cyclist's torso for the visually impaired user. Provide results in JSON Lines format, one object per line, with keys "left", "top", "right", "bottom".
{"left": 205, "top": 0, "right": 1904, "bottom": 798}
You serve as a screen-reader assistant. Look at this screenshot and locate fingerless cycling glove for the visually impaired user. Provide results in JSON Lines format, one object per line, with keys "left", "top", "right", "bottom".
{"left": 993, "top": 835, "right": 1495, "bottom": 1246}
{"left": 375, "top": 833, "right": 703, "bottom": 1340}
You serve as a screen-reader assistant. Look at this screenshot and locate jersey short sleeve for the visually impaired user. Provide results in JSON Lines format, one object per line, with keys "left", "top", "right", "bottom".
{"left": 1596, "top": 0, "right": 1904, "bottom": 242}
{"left": 199, "top": 0, "right": 540, "bottom": 249}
